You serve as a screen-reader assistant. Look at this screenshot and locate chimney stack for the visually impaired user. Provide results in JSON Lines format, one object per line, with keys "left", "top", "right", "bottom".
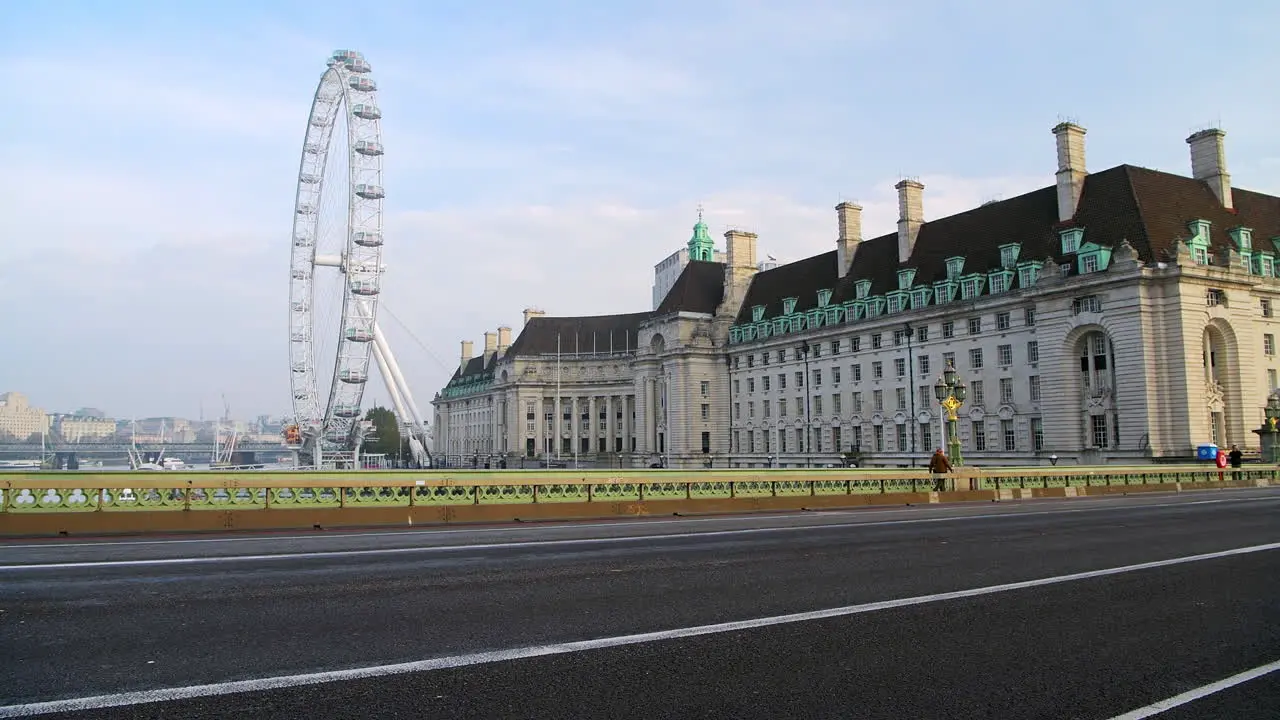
{"left": 835, "top": 202, "right": 863, "bottom": 278}
{"left": 483, "top": 331, "right": 497, "bottom": 355}
{"left": 1187, "top": 128, "right": 1232, "bottom": 209}
{"left": 522, "top": 308, "right": 546, "bottom": 326}
{"left": 720, "top": 229, "right": 760, "bottom": 321}
{"left": 1052, "top": 122, "right": 1087, "bottom": 222}
{"left": 895, "top": 180, "right": 924, "bottom": 264}
{"left": 496, "top": 326, "right": 513, "bottom": 353}
{"left": 459, "top": 340, "right": 474, "bottom": 369}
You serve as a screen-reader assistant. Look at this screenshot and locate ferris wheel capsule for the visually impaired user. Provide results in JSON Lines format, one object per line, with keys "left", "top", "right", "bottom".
{"left": 352, "top": 231, "right": 383, "bottom": 247}
{"left": 351, "top": 104, "right": 381, "bottom": 120}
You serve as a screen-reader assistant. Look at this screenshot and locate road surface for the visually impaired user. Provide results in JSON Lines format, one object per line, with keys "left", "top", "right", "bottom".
{"left": 2, "top": 488, "right": 1278, "bottom": 718}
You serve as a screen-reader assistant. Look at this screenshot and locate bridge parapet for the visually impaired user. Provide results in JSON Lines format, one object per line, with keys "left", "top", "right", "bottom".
{"left": 1, "top": 465, "right": 1272, "bottom": 536}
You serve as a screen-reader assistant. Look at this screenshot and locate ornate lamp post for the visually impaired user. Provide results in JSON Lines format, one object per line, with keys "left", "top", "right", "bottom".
{"left": 933, "top": 361, "right": 968, "bottom": 467}
{"left": 1263, "top": 392, "right": 1280, "bottom": 464}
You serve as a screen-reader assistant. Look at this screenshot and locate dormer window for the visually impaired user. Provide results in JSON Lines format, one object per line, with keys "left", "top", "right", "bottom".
{"left": 897, "top": 268, "right": 916, "bottom": 290}
{"left": 1189, "top": 219, "right": 1212, "bottom": 243}
{"left": 1060, "top": 228, "right": 1084, "bottom": 255}
{"left": 1017, "top": 261, "right": 1041, "bottom": 288}
{"left": 855, "top": 280, "right": 871, "bottom": 300}
{"left": 1076, "top": 242, "right": 1113, "bottom": 275}
{"left": 1230, "top": 227, "right": 1253, "bottom": 251}
{"left": 945, "top": 256, "right": 964, "bottom": 280}
{"left": 988, "top": 271, "right": 1011, "bottom": 294}
{"left": 782, "top": 297, "right": 798, "bottom": 315}
{"left": 998, "top": 244, "right": 1020, "bottom": 270}
{"left": 960, "top": 275, "right": 986, "bottom": 300}
{"left": 817, "top": 289, "right": 832, "bottom": 308}
{"left": 887, "top": 295, "right": 902, "bottom": 314}
{"left": 751, "top": 305, "right": 766, "bottom": 322}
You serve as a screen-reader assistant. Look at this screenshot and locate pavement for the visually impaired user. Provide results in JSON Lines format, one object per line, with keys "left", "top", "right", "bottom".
{"left": 1, "top": 488, "right": 1278, "bottom": 718}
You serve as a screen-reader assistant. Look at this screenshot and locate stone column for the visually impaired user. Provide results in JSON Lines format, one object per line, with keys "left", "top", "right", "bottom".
{"left": 605, "top": 395, "right": 616, "bottom": 454}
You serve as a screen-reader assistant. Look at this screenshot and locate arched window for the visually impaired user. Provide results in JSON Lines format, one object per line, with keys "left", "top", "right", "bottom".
{"left": 1078, "top": 330, "right": 1117, "bottom": 449}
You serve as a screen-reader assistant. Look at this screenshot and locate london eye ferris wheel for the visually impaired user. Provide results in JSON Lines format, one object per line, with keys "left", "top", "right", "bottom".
{"left": 286, "top": 49, "right": 430, "bottom": 468}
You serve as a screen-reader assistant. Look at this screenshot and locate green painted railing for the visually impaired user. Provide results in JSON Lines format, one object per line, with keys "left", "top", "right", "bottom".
{"left": 0, "top": 465, "right": 1272, "bottom": 515}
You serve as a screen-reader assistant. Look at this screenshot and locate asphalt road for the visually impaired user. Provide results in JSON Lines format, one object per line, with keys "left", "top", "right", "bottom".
{"left": 1, "top": 488, "right": 1278, "bottom": 718}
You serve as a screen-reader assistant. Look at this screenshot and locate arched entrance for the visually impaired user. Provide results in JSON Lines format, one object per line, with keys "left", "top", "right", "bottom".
{"left": 1202, "top": 321, "right": 1240, "bottom": 447}
{"left": 1074, "top": 328, "right": 1118, "bottom": 450}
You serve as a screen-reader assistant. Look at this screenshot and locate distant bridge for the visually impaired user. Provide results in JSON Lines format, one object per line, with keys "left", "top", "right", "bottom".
{"left": 0, "top": 442, "right": 292, "bottom": 458}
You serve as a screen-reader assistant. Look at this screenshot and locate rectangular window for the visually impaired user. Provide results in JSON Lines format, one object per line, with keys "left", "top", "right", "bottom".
{"left": 700, "top": 381, "right": 709, "bottom": 396}
{"left": 851, "top": 336, "right": 861, "bottom": 352}
{"left": 747, "top": 401, "right": 755, "bottom": 418}
{"left": 832, "top": 393, "right": 842, "bottom": 415}
{"left": 1266, "top": 334, "right": 1276, "bottom": 356}
{"left": 872, "top": 333, "right": 883, "bottom": 349}
{"left": 1027, "top": 341, "right": 1039, "bottom": 364}
{"left": 919, "top": 355, "right": 930, "bottom": 376}
{"left": 1263, "top": 299, "right": 1273, "bottom": 318}
{"left": 942, "top": 321, "right": 954, "bottom": 339}
{"left": 832, "top": 426, "right": 842, "bottom": 452}
{"left": 779, "top": 373, "right": 787, "bottom": 390}
{"left": 748, "top": 378, "right": 756, "bottom": 393}
{"left": 968, "top": 317, "right": 981, "bottom": 335}
{"left": 1029, "top": 375, "right": 1041, "bottom": 402}
{"left": 1000, "top": 378, "right": 1014, "bottom": 404}
{"left": 1207, "top": 289, "right": 1227, "bottom": 307}
{"left": 734, "top": 379, "right": 740, "bottom": 394}
{"left": 998, "top": 344, "right": 1013, "bottom": 366}
{"left": 813, "top": 369, "right": 823, "bottom": 386}
{"left": 734, "top": 402, "right": 741, "bottom": 420}
{"left": 896, "top": 387, "right": 907, "bottom": 410}
{"left": 1081, "top": 253, "right": 1099, "bottom": 273}
{"left": 833, "top": 367, "right": 842, "bottom": 384}
{"left": 779, "top": 401, "right": 788, "bottom": 418}
{"left": 1032, "top": 418, "right": 1044, "bottom": 451}
{"left": 831, "top": 340, "right": 841, "bottom": 355}
{"left": 796, "top": 371, "right": 804, "bottom": 387}
{"left": 1269, "top": 369, "right": 1277, "bottom": 390}
{"left": 746, "top": 430, "right": 754, "bottom": 453}
{"left": 762, "top": 400, "right": 771, "bottom": 419}
{"left": 1091, "top": 415, "right": 1109, "bottom": 448}
{"left": 795, "top": 398, "right": 804, "bottom": 415}
{"left": 873, "top": 362, "right": 883, "bottom": 379}
{"left": 763, "top": 376, "right": 771, "bottom": 391}
{"left": 894, "top": 358, "right": 906, "bottom": 378}
{"left": 996, "top": 312, "right": 1010, "bottom": 331}
{"left": 972, "top": 421, "right": 986, "bottom": 451}
{"left": 917, "top": 326, "right": 929, "bottom": 342}
{"left": 874, "top": 425, "right": 884, "bottom": 452}
{"left": 971, "top": 381, "right": 985, "bottom": 406}
{"left": 942, "top": 351, "right": 956, "bottom": 370}
{"left": 852, "top": 392, "right": 863, "bottom": 413}
{"left": 894, "top": 329, "right": 907, "bottom": 346}
{"left": 920, "top": 421, "right": 932, "bottom": 450}
{"left": 779, "top": 431, "right": 786, "bottom": 453}
{"left": 852, "top": 364, "right": 862, "bottom": 382}
{"left": 873, "top": 389, "right": 884, "bottom": 412}
{"left": 747, "top": 355, "right": 755, "bottom": 368}
{"left": 701, "top": 403, "right": 710, "bottom": 421}
{"left": 852, "top": 426, "right": 863, "bottom": 452}
{"left": 1072, "top": 295, "right": 1101, "bottom": 315}
{"left": 1025, "top": 307, "right": 1036, "bottom": 326}
{"left": 919, "top": 385, "right": 931, "bottom": 408}
{"left": 969, "top": 348, "right": 984, "bottom": 369}
{"left": 813, "top": 396, "right": 823, "bottom": 416}
{"left": 1002, "top": 419, "right": 1016, "bottom": 451}
{"left": 896, "top": 423, "right": 908, "bottom": 451}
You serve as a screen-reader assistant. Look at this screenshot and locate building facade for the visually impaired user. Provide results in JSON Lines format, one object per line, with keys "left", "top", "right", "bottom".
{"left": 0, "top": 392, "right": 51, "bottom": 442}
{"left": 435, "top": 122, "right": 1280, "bottom": 468}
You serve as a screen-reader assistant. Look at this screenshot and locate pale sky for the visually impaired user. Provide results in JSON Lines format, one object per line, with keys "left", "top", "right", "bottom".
{"left": 2, "top": 0, "right": 1278, "bottom": 420}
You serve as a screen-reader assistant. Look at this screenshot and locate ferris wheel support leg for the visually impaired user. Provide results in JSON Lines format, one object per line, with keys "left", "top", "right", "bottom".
{"left": 371, "top": 340, "right": 411, "bottom": 433}
{"left": 372, "top": 323, "right": 428, "bottom": 431}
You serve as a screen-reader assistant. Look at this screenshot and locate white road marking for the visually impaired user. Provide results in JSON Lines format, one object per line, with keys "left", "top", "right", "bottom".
{"left": 2, "top": 485, "right": 1268, "bottom": 550}
{"left": 1107, "top": 658, "right": 1280, "bottom": 719}
{"left": 2, "top": 494, "right": 1278, "bottom": 571}
{"left": 1, "top": 541, "right": 1276, "bottom": 718}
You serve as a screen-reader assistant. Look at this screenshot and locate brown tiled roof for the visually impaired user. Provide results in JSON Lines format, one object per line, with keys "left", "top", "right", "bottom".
{"left": 505, "top": 312, "right": 654, "bottom": 357}
{"left": 735, "top": 163, "right": 1280, "bottom": 325}
{"left": 656, "top": 260, "right": 725, "bottom": 315}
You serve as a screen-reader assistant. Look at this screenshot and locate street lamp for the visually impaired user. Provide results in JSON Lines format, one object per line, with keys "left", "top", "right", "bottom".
{"left": 932, "top": 360, "right": 968, "bottom": 467}
{"left": 1263, "top": 392, "right": 1280, "bottom": 464}
{"left": 1049, "top": 454, "right": 1059, "bottom": 466}
{"left": 799, "top": 340, "right": 812, "bottom": 468}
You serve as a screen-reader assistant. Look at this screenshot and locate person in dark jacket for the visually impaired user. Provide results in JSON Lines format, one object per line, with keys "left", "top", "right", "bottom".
{"left": 1228, "top": 445, "right": 1243, "bottom": 468}
{"left": 928, "top": 449, "right": 951, "bottom": 491}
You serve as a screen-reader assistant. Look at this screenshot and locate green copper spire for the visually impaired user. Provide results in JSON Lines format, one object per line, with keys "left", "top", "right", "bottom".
{"left": 687, "top": 205, "right": 714, "bottom": 262}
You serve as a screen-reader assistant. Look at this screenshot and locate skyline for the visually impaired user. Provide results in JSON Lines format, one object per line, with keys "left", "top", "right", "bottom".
{"left": 3, "top": 1, "right": 1278, "bottom": 419}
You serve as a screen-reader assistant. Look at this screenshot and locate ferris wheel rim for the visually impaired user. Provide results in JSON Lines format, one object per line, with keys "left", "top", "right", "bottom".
{"left": 287, "top": 50, "right": 386, "bottom": 450}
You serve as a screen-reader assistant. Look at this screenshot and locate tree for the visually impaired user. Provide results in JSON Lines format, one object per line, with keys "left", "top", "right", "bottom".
{"left": 363, "top": 406, "right": 401, "bottom": 458}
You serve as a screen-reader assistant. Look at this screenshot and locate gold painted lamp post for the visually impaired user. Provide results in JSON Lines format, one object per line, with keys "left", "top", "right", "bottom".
{"left": 933, "top": 361, "right": 968, "bottom": 467}
{"left": 1264, "top": 392, "right": 1280, "bottom": 464}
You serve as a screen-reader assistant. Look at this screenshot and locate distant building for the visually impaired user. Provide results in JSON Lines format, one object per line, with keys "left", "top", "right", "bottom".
{"left": 56, "top": 415, "right": 117, "bottom": 443}
{"left": 0, "top": 392, "right": 50, "bottom": 442}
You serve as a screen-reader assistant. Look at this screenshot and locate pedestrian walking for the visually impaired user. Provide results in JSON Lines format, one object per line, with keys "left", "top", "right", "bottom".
{"left": 928, "top": 448, "right": 951, "bottom": 491}
{"left": 1228, "top": 444, "right": 1243, "bottom": 469}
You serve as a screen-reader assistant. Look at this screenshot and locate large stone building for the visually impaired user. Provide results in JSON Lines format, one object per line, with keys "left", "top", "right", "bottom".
{"left": 0, "top": 392, "right": 51, "bottom": 442}
{"left": 433, "top": 122, "right": 1280, "bottom": 468}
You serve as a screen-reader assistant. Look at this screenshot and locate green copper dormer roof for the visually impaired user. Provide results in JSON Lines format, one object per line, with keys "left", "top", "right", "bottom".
{"left": 687, "top": 205, "right": 715, "bottom": 262}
